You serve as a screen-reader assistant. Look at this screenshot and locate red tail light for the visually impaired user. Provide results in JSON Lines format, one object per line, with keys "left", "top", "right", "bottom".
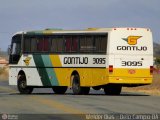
{"left": 150, "top": 66, "right": 153, "bottom": 74}
{"left": 109, "top": 65, "right": 113, "bottom": 73}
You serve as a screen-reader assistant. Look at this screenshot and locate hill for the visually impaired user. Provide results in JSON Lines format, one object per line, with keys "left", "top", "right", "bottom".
{"left": 0, "top": 51, "right": 8, "bottom": 60}
{"left": 154, "top": 42, "right": 160, "bottom": 57}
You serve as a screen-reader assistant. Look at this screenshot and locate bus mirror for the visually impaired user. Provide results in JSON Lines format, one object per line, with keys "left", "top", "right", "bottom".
{"left": 8, "top": 45, "right": 11, "bottom": 55}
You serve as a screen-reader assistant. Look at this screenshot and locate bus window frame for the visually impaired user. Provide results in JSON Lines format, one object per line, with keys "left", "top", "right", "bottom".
{"left": 22, "top": 33, "right": 108, "bottom": 55}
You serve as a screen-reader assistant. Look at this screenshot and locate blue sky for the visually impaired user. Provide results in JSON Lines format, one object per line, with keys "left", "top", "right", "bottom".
{"left": 0, "top": 0, "right": 160, "bottom": 51}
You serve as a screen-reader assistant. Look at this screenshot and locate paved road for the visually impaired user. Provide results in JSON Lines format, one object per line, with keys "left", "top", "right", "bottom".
{"left": 0, "top": 80, "right": 160, "bottom": 120}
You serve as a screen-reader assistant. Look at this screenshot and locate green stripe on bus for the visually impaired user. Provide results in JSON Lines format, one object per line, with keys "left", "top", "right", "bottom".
{"left": 41, "top": 55, "right": 59, "bottom": 86}
{"left": 26, "top": 31, "right": 43, "bottom": 35}
{"left": 33, "top": 55, "right": 52, "bottom": 86}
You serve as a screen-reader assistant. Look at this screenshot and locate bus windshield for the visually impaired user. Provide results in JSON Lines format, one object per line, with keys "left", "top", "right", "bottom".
{"left": 11, "top": 35, "right": 21, "bottom": 55}
{"left": 9, "top": 35, "right": 21, "bottom": 64}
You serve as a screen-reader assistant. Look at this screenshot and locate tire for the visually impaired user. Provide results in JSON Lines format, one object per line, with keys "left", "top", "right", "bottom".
{"left": 52, "top": 86, "right": 68, "bottom": 94}
{"left": 17, "top": 75, "right": 33, "bottom": 94}
{"left": 104, "top": 84, "right": 122, "bottom": 95}
{"left": 72, "top": 74, "right": 90, "bottom": 95}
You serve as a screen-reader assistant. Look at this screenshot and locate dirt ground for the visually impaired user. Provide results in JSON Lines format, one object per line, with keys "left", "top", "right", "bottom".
{"left": 0, "top": 67, "right": 8, "bottom": 81}
{"left": 122, "top": 73, "right": 160, "bottom": 96}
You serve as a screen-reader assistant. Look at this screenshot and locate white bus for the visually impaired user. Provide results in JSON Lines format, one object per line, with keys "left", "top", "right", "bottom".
{"left": 9, "top": 28, "right": 153, "bottom": 95}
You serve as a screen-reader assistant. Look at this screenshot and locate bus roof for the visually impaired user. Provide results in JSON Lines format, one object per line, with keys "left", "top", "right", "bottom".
{"left": 13, "top": 27, "right": 151, "bottom": 36}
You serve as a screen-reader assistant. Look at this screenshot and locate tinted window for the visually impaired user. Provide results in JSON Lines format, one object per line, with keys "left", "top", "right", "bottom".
{"left": 24, "top": 38, "right": 31, "bottom": 52}
{"left": 79, "top": 35, "right": 107, "bottom": 53}
{"left": 11, "top": 36, "right": 21, "bottom": 55}
{"left": 65, "top": 36, "right": 72, "bottom": 52}
{"left": 23, "top": 34, "right": 107, "bottom": 54}
{"left": 94, "top": 35, "right": 107, "bottom": 53}
{"left": 64, "top": 36, "right": 79, "bottom": 53}
{"left": 50, "top": 36, "right": 64, "bottom": 52}
{"left": 9, "top": 35, "right": 21, "bottom": 64}
{"left": 71, "top": 36, "right": 78, "bottom": 52}
{"left": 24, "top": 36, "right": 50, "bottom": 52}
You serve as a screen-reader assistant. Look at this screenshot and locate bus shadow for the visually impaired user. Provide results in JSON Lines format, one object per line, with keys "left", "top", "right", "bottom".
{"left": 8, "top": 88, "right": 150, "bottom": 96}
{"left": 9, "top": 92, "right": 150, "bottom": 96}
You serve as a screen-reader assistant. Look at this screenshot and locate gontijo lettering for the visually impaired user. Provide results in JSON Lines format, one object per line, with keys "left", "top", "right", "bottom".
{"left": 117, "top": 36, "right": 147, "bottom": 51}
{"left": 64, "top": 57, "right": 88, "bottom": 64}
{"left": 117, "top": 46, "right": 147, "bottom": 51}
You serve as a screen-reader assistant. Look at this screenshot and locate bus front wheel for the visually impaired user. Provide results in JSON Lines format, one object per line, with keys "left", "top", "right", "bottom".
{"left": 17, "top": 75, "right": 33, "bottom": 94}
{"left": 104, "top": 84, "right": 122, "bottom": 95}
{"left": 52, "top": 86, "right": 68, "bottom": 94}
{"left": 72, "top": 74, "right": 90, "bottom": 95}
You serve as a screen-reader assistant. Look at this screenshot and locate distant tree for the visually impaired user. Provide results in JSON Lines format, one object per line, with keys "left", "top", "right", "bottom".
{"left": 156, "top": 58, "right": 160, "bottom": 64}
{"left": 155, "top": 58, "right": 160, "bottom": 70}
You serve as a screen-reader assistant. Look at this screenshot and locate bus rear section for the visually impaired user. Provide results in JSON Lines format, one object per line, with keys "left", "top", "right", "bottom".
{"left": 108, "top": 28, "right": 153, "bottom": 87}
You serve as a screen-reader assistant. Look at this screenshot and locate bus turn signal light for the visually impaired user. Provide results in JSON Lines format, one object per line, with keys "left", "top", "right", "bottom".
{"left": 109, "top": 65, "right": 113, "bottom": 73}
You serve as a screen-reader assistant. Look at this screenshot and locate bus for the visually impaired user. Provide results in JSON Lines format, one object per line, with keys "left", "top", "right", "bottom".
{"left": 9, "top": 28, "right": 153, "bottom": 95}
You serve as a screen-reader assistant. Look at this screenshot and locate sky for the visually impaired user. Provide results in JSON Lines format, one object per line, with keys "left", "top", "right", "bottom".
{"left": 0, "top": 0, "right": 160, "bottom": 51}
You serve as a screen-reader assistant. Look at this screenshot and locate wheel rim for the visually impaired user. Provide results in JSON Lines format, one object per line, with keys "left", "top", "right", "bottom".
{"left": 72, "top": 75, "right": 80, "bottom": 94}
{"left": 18, "top": 75, "right": 33, "bottom": 94}
{"left": 73, "top": 82, "right": 79, "bottom": 91}
{"left": 20, "top": 80, "right": 26, "bottom": 89}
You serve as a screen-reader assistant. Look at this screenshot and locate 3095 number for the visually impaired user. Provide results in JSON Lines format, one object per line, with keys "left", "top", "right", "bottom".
{"left": 122, "top": 61, "right": 142, "bottom": 66}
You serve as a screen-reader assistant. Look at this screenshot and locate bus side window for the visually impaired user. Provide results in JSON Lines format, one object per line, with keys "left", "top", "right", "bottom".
{"left": 80, "top": 36, "right": 94, "bottom": 53}
{"left": 43, "top": 38, "right": 49, "bottom": 51}
{"left": 51, "top": 36, "right": 64, "bottom": 53}
{"left": 57, "top": 37, "right": 64, "bottom": 52}
{"left": 31, "top": 38, "right": 37, "bottom": 52}
{"left": 86, "top": 36, "right": 94, "bottom": 52}
{"left": 37, "top": 39, "right": 43, "bottom": 51}
{"left": 72, "top": 36, "right": 78, "bottom": 52}
{"left": 24, "top": 38, "right": 31, "bottom": 52}
{"left": 101, "top": 36, "right": 107, "bottom": 52}
{"left": 79, "top": 36, "right": 86, "bottom": 52}
{"left": 51, "top": 37, "right": 57, "bottom": 52}
{"left": 65, "top": 37, "right": 72, "bottom": 52}
{"left": 95, "top": 36, "right": 100, "bottom": 52}
{"left": 95, "top": 36, "right": 107, "bottom": 53}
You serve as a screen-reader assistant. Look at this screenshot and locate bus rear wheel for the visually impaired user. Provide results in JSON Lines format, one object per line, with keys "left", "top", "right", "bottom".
{"left": 17, "top": 75, "right": 33, "bottom": 94}
{"left": 104, "top": 84, "right": 122, "bottom": 95}
{"left": 72, "top": 74, "right": 90, "bottom": 95}
{"left": 52, "top": 86, "right": 68, "bottom": 94}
